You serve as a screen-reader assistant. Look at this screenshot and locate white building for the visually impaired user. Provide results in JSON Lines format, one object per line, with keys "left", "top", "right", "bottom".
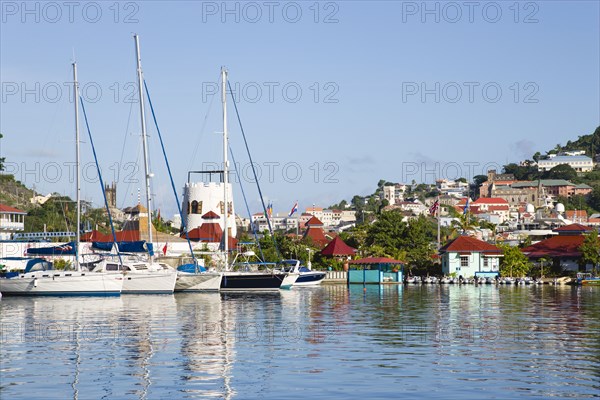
{"left": 182, "top": 181, "right": 237, "bottom": 239}
{"left": 537, "top": 155, "right": 594, "bottom": 172}
{"left": 436, "top": 179, "right": 469, "bottom": 197}
{"left": 0, "top": 204, "right": 26, "bottom": 240}
{"left": 251, "top": 215, "right": 298, "bottom": 232}
{"left": 397, "top": 200, "right": 427, "bottom": 215}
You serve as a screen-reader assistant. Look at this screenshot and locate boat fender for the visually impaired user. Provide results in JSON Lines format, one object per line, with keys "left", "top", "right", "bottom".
{"left": 33, "top": 278, "right": 37, "bottom": 287}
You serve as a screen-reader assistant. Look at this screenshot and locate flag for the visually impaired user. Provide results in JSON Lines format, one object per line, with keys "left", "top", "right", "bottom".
{"left": 267, "top": 202, "right": 273, "bottom": 219}
{"left": 429, "top": 199, "right": 439, "bottom": 215}
{"left": 463, "top": 198, "right": 470, "bottom": 215}
{"left": 162, "top": 242, "right": 168, "bottom": 256}
{"left": 288, "top": 201, "right": 298, "bottom": 217}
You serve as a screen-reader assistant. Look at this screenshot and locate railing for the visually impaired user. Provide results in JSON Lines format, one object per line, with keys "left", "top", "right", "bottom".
{"left": 324, "top": 271, "right": 347, "bottom": 281}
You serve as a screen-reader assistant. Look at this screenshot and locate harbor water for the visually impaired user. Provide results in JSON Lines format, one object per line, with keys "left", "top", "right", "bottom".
{"left": 1, "top": 285, "right": 598, "bottom": 399}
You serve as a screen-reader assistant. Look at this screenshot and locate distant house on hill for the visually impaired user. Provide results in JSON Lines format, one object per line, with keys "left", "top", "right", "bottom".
{"left": 0, "top": 203, "right": 26, "bottom": 240}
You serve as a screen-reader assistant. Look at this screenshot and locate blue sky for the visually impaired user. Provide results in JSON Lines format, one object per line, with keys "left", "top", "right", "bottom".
{"left": 1, "top": 1, "right": 599, "bottom": 219}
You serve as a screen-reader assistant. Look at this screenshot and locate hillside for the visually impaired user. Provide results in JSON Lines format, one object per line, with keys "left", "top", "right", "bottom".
{"left": 0, "top": 174, "right": 38, "bottom": 211}
{"left": 536, "top": 126, "right": 600, "bottom": 159}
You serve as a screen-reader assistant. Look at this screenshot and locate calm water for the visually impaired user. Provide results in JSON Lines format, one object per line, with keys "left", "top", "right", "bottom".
{"left": 1, "top": 285, "right": 599, "bottom": 399}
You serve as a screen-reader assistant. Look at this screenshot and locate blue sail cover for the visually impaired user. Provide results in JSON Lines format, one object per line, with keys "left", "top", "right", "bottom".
{"left": 27, "top": 242, "right": 76, "bottom": 256}
{"left": 92, "top": 241, "right": 154, "bottom": 256}
{"left": 177, "top": 263, "right": 206, "bottom": 273}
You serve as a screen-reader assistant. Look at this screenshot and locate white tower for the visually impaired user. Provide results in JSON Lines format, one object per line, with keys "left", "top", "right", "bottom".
{"left": 182, "top": 174, "right": 237, "bottom": 239}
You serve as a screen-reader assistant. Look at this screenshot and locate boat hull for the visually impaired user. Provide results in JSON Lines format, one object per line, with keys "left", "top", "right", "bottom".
{"left": 121, "top": 270, "right": 178, "bottom": 294}
{"left": 175, "top": 272, "right": 222, "bottom": 292}
{"left": 0, "top": 272, "right": 123, "bottom": 296}
{"left": 220, "top": 272, "right": 288, "bottom": 291}
{"left": 294, "top": 271, "right": 326, "bottom": 286}
{"left": 280, "top": 272, "right": 299, "bottom": 289}
{"left": 581, "top": 279, "right": 600, "bottom": 286}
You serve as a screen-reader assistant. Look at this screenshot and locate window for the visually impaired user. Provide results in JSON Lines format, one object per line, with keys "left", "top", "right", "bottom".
{"left": 191, "top": 200, "right": 199, "bottom": 214}
{"left": 483, "top": 258, "right": 489, "bottom": 268}
{"left": 106, "top": 263, "right": 119, "bottom": 271}
{"left": 460, "top": 256, "right": 469, "bottom": 267}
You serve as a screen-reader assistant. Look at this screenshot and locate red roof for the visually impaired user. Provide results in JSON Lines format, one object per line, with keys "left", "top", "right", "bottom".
{"left": 473, "top": 198, "right": 509, "bottom": 205}
{"left": 320, "top": 236, "right": 356, "bottom": 257}
{"left": 202, "top": 211, "right": 220, "bottom": 219}
{"left": 349, "top": 257, "right": 403, "bottom": 265}
{"left": 185, "top": 223, "right": 238, "bottom": 247}
{"left": 303, "top": 226, "right": 329, "bottom": 248}
{"left": 0, "top": 203, "right": 26, "bottom": 214}
{"left": 565, "top": 210, "right": 588, "bottom": 219}
{"left": 487, "top": 205, "right": 510, "bottom": 212}
{"left": 305, "top": 216, "right": 324, "bottom": 227}
{"left": 521, "top": 235, "right": 585, "bottom": 258}
{"left": 439, "top": 236, "right": 502, "bottom": 255}
{"left": 553, "top": 224, "right": 593, "bottom": 233}
{"left": 186, "top": 222, "right": 222, "bottom": 242}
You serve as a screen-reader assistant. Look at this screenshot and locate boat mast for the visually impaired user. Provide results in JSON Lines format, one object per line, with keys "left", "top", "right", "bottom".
{"left": 134, "top": 34, "right": 154, "bottom": 261}
{"left": 222, "top": 67, "right": 229, "bottom": 269}
{"left": 73, "top": 62, "right": 81, "bottom": 272}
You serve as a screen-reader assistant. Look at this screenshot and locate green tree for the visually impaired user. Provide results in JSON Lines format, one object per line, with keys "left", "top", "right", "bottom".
{"left": 364, "top": 212, "right": 436, "bottom": 274}
{"left": 578, "top": 231, "right": 600, "bottom": 274}
{"left": 588, "top": 185, "right": 600, "bottom": 212}
{"left": 499, "top": 244, "right": 532, "bottom": 277}
{"left": 473, "top": 175, "right": 488, "bottom": 186}
{"left": 503, "top": 163, "right": 540, "bottom": 181}
{"left": 451, "top": 213, "right": 478, "bottom": 234}
{"left": 543, "top": 164, "right": 578, "bottom": 181}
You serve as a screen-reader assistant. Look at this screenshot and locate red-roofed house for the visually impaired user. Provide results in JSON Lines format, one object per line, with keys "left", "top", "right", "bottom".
{"left": 565, "top": 210, "right": 588, "bottom": 224}
{"left": 439, "top": 236, "right": 503, "bottom": 278}
{"left": 456, "top": 198, "right": 510, "bottom": 223}
{"left": 303, "top": 216, "right": 333, "bottom": 248}
{"left": 521, "top": 224, "right": 598, "bottom": 272}
{"left": 553, "top": 223, "right": 593, "bottom": 236}
{"left": 0, "top": 203, "right": 27, "bottom": 240}
{"left": 587, "top": 218, "right": 600, "bottom": 227}
{"left": 521, "top": 235, "right": 591, "bottom": 272}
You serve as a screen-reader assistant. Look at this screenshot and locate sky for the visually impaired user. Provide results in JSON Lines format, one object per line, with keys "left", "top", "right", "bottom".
{"left": 1, "top": 0, "right": 599, "bottom": 219}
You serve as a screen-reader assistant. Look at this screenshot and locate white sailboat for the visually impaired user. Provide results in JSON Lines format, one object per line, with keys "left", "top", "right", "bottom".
{"left": 216, "top": 68, "right": 295, "bottom": 291}
{"left": 0, "top": 62, "right": 123, "bottom": 296}
{"left": 89, "top": 35, "right": 177, "bottom": 294}
{"left": 112, "top": 34, "right": 178, "bottom": 294}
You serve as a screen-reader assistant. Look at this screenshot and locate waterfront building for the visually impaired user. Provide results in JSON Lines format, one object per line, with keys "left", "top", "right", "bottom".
{"left": 521, "top": 224, "right": 596, "bottom": 272}
{"left": 440, "top": 236, "right": 503, "bottom": 278}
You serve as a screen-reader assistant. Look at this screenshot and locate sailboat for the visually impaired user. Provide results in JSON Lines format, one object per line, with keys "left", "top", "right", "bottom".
{"left": 90, "top": 35, "right": 177, "bottom": 294}
{"left": 215, "top": 68, "right": 294, "bottom": 291}
{"left": 0, "top": 63, "right": 123, "bottom": 296}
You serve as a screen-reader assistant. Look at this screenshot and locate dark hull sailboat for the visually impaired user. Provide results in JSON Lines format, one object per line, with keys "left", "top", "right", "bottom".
{"left": 220, "top": 271, "right": 289, "bottom": 291}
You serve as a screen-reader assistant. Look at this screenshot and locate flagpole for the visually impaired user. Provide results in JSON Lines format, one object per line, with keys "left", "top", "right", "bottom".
{"left": 437, "top": 196, "right": 441, "bottom": 249}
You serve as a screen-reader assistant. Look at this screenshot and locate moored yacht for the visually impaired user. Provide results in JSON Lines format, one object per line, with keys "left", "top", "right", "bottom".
{"left": 278, "top": 259, "right": 325, "bottom": 286}
{"left": 0, "top": 258, "right": 123, "bottom": 296}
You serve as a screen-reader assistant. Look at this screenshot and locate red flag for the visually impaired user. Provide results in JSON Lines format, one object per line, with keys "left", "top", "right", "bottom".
{"left": 162, "top": 243, "right": 168, "bottom": 256}
{"left": 429, "top": 199, "right": 439, "bottom": 215}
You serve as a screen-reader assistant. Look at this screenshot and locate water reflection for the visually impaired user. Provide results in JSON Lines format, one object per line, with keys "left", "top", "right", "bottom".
{"left": 1, "top": 285, "right": 598, "bottom": 399}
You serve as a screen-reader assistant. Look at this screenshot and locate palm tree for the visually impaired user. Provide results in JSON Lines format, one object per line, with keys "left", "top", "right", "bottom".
{"left": 450, "top": 213, "right": 479, "bottom": 236}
